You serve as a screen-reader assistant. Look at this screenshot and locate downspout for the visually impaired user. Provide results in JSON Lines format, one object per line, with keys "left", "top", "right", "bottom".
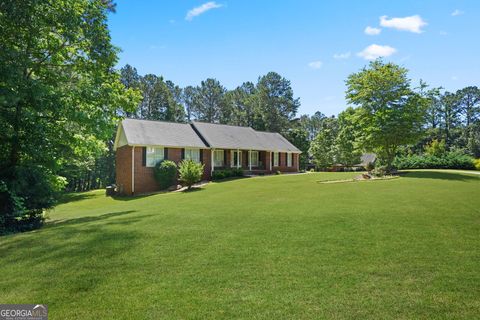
{"left": 131, "top": 146, "right": 135, "bottom": 195}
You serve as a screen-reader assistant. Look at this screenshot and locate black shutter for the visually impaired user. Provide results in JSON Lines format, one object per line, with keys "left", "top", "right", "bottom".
{"left": 224, "top": 150, "right": 227, "bottom": 167}
{"left": 271, "top": 153, "right": 274, "bottom": 167}
{"left": 200, "top": 149, "right": 203, "bottom": 164}
{"left": 142, "top": 147, "right": 146, "bottom": 166}
{"left": 181, "top": 148, "right": 185, "bottom": 160}
{"left": 164, "top": 147, "right": 169, "bottom": 160}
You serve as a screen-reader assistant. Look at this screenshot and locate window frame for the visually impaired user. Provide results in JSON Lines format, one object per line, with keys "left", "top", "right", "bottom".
{"left": 230, "top": 150, "right": 242, "bottom": 167}
{"left": 146, "top": 147, "right": 165, "bottom": 167}
{"left": 287, "top": 152, "right": 292, "bottom": 167}
{"left": 184, "top": 148, "right": 201, "bottom": 163}
{"left": 213, "top": 149, "right": 224, "bottom": 167}
{"left": 273, "top": 152, "right": 279, "bottom": 167}
{"left": 250, "top": 150, "right": 259, "bottom": 167}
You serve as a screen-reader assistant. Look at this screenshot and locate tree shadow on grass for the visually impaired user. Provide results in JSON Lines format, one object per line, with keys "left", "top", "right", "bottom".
{"left": 45, "top": 210, "right": 138, "bottom": 228}
{"left": 0, "top": 216, "right": 143, "bottom": 301}
{"left": 57, "top": 192, "right": 97, "bottom": 205}
{"left": 403, "top": 171, "right": 480, "bottom": 181}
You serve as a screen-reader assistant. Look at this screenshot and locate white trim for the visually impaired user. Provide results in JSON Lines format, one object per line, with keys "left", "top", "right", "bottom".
{"left": 269, "top": 151, "right": 272, "bottom": 171}
{"left": 131, "top": 146, "right": 135, "bottom": 195}
{"left": 211, "top": 149, "right": 214, "bottom": 175}
{"left": 237, "top": 149, "right": 240, "bottom": 168}
{"left": 249, "top": 150, "right": 252, "bottom": 171}
{"left": 287, "top": 152, "right": 292, "bottom": 167}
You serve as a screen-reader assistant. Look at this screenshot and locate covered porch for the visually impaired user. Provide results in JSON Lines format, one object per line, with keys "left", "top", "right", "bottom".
{"left": 210, "top": 149, "right": 272, "bottom": 172}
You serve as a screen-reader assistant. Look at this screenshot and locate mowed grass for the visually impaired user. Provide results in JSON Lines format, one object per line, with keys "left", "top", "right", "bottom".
{"left": 1, "top": 171, "right": 480, "bottom": 319}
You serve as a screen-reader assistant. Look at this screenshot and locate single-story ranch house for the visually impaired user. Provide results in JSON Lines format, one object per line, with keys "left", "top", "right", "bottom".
{"left": 114, "top": 119, "right": 301, "bottom": 195}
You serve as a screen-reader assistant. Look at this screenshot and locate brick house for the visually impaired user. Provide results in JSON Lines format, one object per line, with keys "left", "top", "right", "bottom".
{"left": 114, "top": 119, "right": 301, "bottom": 195}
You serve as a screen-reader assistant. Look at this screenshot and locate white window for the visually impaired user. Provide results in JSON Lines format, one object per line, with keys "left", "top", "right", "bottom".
{"left": 230, "top": 150, "right": 242, "bottom": 167}
{"left": 287, "top": 152, "right": 292, "bottom": 167}
{"left": 184, "top": 148, "right": 200, "bottom": 163}
{"left": 249, "top": 151, "right": 259, "bottom": 167}
{"left": 146, "top": 147, "right": 164, "bottom": 167}
{"left": 214, "top": 149, "right": 224, "bottom": 167}
{"left": 273, "top": 152, "right": 279, "bottom": 167}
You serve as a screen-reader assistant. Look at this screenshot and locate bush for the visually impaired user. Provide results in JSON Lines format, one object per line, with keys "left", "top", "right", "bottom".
{"left": 1, "top": 165, "right": 66, "bottom": 234}
{"left": 393, "top": 152, "right": 475, "bottom": 170}
{"left": 178, "top": 160, "right": 204, "bottom": 190}
{"left": 212, "top": 168, "right": 244, "bottom": 180}
{"left": 475, "top": 159, "right": 480, "bottom": 171}
{"left": 309, "top": 168, "right": 315, "bottom": 173}
{"left": 153, "top": 160, "right": 177, "bottom": 189}
{"left": 365, "top": 162, "right": 375, "bottom": 172}
{"left": 276, "top": 170, "right": 282, "bottom": 175}
{"left": 372, "top": 165, "right": 387, "bottom": 177}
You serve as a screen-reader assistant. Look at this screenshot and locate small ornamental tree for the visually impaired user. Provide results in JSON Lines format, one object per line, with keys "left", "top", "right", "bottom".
{"left": 153, "top": 160, "right": 177, "bottom": 189}
{"left": 178, "top": 160, "right": 204, "bottom": 190}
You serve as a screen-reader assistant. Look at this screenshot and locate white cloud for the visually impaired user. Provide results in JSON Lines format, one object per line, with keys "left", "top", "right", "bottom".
{"left": 357, "top": 44, "right": 397, "bottom": 60}
{"left": 186, "top": 2, "right": 223, "bottom": 21}
{"left": 308, "top": 61, "right": 323, "bottom": 69}
{"left": 333, "top": 52, "right": 351, "bottom": 60}
{"left": 451, "top": 9, "right": 464, "bottom": 16}
{"left": 364, "top": 26, "right": 381, "bottom": 35}
{"left": 379, "top": 15, "right": 427, "bottom": 33}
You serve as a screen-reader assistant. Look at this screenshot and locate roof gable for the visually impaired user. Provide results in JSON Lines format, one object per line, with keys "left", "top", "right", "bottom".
{"left": 115, "top": 119, "right": 208, "bottom": 149}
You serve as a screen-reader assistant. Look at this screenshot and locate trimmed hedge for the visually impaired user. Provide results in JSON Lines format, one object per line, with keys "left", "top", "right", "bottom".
{"left": 212, "top": 168, "right": 243, "bottom": 180}
{"left": 153, "top": 160, "right": 177, "bottom": 189}
{"left": 393, "top": 152, "right": 475, "bottom": 170}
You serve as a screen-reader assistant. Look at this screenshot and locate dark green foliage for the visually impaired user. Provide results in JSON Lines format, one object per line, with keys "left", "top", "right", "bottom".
{"left": 0, "top": 166, "right": 66, "bottom": 234}
{"left": 286, "top": 127, "right": 310, "bottom": 169}
{"left": 178, "top": 160, "right": 204, "bottom": 190}
{"left": 393, "top": 152, "right": 475, "bottom": 170}
{"left": 211, "top": 168, "right": 244, "bottom": 180}
{"left": 0, "top": 0, "right": 141, "bottom": 233}
{"left": 153, "top": 160, "right": 177, "bottom": 189}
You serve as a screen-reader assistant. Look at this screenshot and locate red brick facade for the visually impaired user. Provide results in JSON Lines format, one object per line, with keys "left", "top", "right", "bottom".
{"left": 116, "top": 146, "right": 299, "bottom": 195}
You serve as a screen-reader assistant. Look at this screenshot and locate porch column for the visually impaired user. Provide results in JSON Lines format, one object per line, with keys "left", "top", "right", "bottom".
{"left": 211, "top": 149, "right": 214, "bottom": 175}
{"left": 269, "top": 151, "right": 272, "bottom": 172}
{"left": 249, "top": 150, "right": 252, "bottom": 171}
{"left": 237, "top": 149, "right": 240, "bottom": 169}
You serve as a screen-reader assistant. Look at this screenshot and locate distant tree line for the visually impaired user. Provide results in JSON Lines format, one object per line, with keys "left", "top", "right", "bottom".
{"left": 308, "top": 60, "right": 480, "bottom": 172}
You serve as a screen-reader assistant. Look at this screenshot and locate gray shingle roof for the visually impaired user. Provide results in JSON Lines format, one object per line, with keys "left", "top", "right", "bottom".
{"left": 116, "top": 119, "right": 301, "bottom": 152}
{"left": 192, "top": 121, "right": 301, "bottom": 152}
{"left": 120, "top": 119, "right": 208, "bottom": 148}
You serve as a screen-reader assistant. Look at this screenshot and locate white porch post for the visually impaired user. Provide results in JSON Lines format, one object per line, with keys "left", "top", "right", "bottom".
{"left": 249, "top": 150, "right": 252, "bottom": 171}
{"left": 211, "top": 149, "right": 214, "bottom": 175}
{"left": 237, "top": 149, "right": 240, "bottom": 169}
{"left": 131, "top": 146, "right": 135, "bottom": 195}
{"left": 269, "top": 151, "right": 272, "bottom": 172}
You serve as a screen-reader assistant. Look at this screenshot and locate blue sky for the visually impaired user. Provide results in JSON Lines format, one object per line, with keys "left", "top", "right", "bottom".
{"left": 109, "top": 0, "right": 479, "bottom": 117}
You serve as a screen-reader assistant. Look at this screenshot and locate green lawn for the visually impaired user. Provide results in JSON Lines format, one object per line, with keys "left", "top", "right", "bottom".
{"left": 1, "top": 171, "right": 480, "bottom": 319}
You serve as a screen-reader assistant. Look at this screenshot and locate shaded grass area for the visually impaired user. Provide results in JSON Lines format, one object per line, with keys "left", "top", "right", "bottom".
{"left": 1, "top": 171, "right": 479, "bottom": 319}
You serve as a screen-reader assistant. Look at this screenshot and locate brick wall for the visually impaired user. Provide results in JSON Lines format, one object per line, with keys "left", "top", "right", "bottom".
{"left": 271, "top": 152, "right": 298, "bottom": 173}
{"left": 116, "top": 146, "right": 133, "bottom": 195}
{"left": 116, "top": 146, "right": 212, "bottom": 195}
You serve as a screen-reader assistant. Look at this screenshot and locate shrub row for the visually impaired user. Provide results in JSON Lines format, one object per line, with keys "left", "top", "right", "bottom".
{"left": 212, "top": 168, "right": 244, "bottom": 180}
{"left": 393, "top": 152, "right": 476, "bottom": 170}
